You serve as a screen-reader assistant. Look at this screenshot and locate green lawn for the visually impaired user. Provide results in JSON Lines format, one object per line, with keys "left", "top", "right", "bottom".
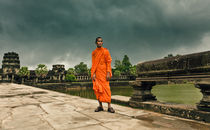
{"left": 152, "top": 84, "right": 202, "bottom": 105}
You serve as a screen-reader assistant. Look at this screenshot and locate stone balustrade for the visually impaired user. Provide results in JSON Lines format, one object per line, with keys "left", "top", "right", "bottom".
{"left": 76, "top": 76, "right": 91, "bottom": 81}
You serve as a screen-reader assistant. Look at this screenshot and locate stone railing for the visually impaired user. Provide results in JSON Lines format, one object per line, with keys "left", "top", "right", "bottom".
{"left": 129, "top": 51, "right": 210, "bottom": 122}
{"left": 75, "top": 75, "right": 131, "bottom": 81}
{"left": 75, "top": 76, "right": 91, "bottom": 81}
{"left": 118, "top": 75, "right": 128, "bottom": 79}
{"left": 111, "top": 75, "right": 130, "bottom": 81}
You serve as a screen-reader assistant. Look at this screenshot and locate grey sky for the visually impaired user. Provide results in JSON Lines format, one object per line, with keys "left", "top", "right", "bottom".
{"left": 0, "top": 0, "right": 210, "bottom": 70}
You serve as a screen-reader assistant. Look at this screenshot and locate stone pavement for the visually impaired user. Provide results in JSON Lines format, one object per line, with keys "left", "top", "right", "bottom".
{"left": 0, "top": 83, "right": 210, "bottom": 130}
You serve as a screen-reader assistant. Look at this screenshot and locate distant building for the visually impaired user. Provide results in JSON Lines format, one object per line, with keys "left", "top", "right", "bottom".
{"left": 1, "top": 52, "right": 20, "bottom": 82}
{"left": 48, "top": 64, "right": 66, "bottom": 81}
{"left": 0, "top": 52, "right": 68, "bottom": 83}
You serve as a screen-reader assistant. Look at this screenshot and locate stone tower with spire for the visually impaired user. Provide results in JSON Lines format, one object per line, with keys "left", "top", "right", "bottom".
{"left": 2, "top": 52, "right": 20, "bottom": 81}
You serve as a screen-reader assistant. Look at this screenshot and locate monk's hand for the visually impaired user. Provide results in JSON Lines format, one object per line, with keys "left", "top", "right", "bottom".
{"left": 93, "top": 73, "right": 96, "bottom": 81}
{"left": 106, "top": 72, "right": 111, "bottom": 81}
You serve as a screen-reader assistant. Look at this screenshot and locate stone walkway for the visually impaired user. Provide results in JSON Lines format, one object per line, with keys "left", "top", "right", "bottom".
{"left": 0, "top": 83, "right": 210, "bottom": 130}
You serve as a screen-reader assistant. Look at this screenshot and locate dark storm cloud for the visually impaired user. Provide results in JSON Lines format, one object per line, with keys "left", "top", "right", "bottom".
{"left": 0, "top": 0, "right": 210, "bottom": 69}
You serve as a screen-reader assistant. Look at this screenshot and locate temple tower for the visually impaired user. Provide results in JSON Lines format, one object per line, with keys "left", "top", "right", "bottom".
{"left": 51, "top": 64, "right": 65, "bottom": 81}
{"left": 2, "top": 52, "right": 20, "bottom": 81}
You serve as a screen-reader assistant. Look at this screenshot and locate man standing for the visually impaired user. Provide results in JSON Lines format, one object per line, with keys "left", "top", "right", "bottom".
{"left": 91, "top": 37, "right": 115, "bottom": 113}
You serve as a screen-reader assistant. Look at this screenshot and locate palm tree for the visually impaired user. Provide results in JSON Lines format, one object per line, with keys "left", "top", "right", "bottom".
{"left": 18, "top": 67, "right": 30, "bottom": 83}
{"left": 35, "top": 64, "right": 48, "bottom": 82}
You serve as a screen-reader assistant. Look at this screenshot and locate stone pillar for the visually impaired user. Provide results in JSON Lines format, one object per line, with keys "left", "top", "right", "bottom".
{"left": 63, "top": 75, "right": 65, "bottom": 80}
{"left": 11, "top": 74, "right": 14, "bottom": 82}
{"left": 59, "top": 74, "right": 61, "bottom": 82}
{"left": 195, "top": 82, "right": 210, "bottom": 112}
{"left": 129, "top": 81, "right": 156, "bottom": 107}
{"left": 36, "top": 77, "right": 38, "bottom": 83}
{"left": 21, "top": 77, "right": 24, "bottom": 84}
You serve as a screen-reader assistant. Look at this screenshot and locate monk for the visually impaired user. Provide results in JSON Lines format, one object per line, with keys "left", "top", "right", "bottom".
{"left": 91, "top": 37, "right": 115, "bottom": 113}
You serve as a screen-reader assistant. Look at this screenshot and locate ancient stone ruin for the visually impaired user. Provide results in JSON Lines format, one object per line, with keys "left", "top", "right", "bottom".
{"left": 0, "top": 52, "right": 95, "bottom": 83}
{"left": 0, "top": 52, "right": 20, "bottom": 82}
{"left": 0, "top": 52, "right": 68, "bottom": 83}
{"left": 129, "top": 50, "right": 210, "bottom": 122}
{"left": 49, "top": 64, "right": 66, "bottom": 81}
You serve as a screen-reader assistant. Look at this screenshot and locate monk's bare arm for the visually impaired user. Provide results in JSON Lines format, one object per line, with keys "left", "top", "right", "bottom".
{"left": 92, "top": 73, "right": 96, "bottom": 81}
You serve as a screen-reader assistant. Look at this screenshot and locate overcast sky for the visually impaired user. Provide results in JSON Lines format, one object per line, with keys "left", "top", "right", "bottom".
{"left": 0, "top": 0, "right": 210, "bottom": 70}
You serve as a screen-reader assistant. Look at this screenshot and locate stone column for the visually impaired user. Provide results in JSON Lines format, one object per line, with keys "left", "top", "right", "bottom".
{"left": 36, "top": 77, "right": 38, "bottom": 83}
{"left": 62, "top": 75, "right": 65, "bottom": 81}
{"left": 11, "top": 74, "right": 14, "bottom": 82}
{"left": 21, "top": 77, "right": 24, "bottom": 84}
{"left": 195, "top": 82, "right": 210, "bottom": 112}
{"left": 6, "top": 75, "right": 9, "bottom": 80}
{"left": 129, "top": 81, "right": 156, "bottom": 107}
{"left": 59, "top": 74, "right": 61, "bottom": 82}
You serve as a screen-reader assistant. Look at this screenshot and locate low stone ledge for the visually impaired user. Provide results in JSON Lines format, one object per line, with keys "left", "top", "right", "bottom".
{"left": 111, "top": 95, "right": 210, "bottom": 123}
{"left": 111, "top": 95, "right": 130, "bottom": 106}
{"left": 24, "top": 81, "right": 130, "bottom": 91}
{"left": 129, "top": 100, "right": 210, "bottom": 123}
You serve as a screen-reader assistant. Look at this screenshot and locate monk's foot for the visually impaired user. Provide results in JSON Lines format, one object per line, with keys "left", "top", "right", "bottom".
{"left": 107, "top": 107, "right": 115, "bottom": 113}
{"left": 95, "top": 106, "right": 104, "bottom": 112}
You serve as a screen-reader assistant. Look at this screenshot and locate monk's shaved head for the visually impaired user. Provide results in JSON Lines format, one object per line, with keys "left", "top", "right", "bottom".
{"left": 95, "top": 37, "right": 103, "bottom": 44}
{"left": 95, "top": 37, "right": 103, "bottom": 48}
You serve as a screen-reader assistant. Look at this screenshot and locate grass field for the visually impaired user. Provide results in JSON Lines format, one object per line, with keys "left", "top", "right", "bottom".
{"left": 152, "top": 83, "right": 202, "bottom": 105}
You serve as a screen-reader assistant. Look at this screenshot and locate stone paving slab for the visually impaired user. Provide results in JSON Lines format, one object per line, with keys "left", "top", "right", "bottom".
{"left": 0, "top": 83, "right": 210, "bottom": 130}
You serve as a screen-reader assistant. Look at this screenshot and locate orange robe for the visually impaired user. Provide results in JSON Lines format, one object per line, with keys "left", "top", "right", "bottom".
{"left": 91, "top": 47, "right": 112, "bottom": 103}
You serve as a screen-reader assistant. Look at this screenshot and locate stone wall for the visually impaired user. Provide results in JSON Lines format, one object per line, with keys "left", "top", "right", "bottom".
{"left": 137, "top": 51, "right": 210, "bottom": 78}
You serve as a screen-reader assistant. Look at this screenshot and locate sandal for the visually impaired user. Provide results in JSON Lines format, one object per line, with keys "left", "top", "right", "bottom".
{"left": 107, "top": 107, "right": 115, "bottom": 113}
{"left": 95, "top": 106, "right": 104, "bottom": 112}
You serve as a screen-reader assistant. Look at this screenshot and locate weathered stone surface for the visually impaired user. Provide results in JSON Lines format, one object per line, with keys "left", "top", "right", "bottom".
{"left": 135, "top": 51, "right": 210, "bottom": 86}
{"left": 0, "top": 83, "right": 210, "bottom": 129}
{"left": 195, "top": 82, "right": 210, "bottom": 112}
{"left": 137, "top": 51, "right": 210, "bottom": 76}
{"left": 129, "top": 100, "right": 210, "bottom": 123}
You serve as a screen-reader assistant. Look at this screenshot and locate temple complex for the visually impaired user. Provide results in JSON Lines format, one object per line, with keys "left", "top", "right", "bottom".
{"left": 0, "top": 52, "right": 131, "bottom": 83}
{"left": 0, "top": 52, "right": 68, "bottom": 83}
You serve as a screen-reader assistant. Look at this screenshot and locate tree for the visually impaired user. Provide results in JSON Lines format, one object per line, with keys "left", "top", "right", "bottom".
{"left": 18, "top": 67, "right": 30, "bottom": 83}
{"left": 164, "top": 54, "right": 174, "bottom": 58}
{"left": 122, "top": 55, "right": 132, "bottom": 74}
{"left": 114, "top": 70, "right": 121, "bottom": 78}
{"left": 130, "top": 65, "right": 137, "bottom": 76}
{"left": 74, "top": 62, "right": 88, "bottom": 75}
{"left": 114, "top": 60, "right": 123, "bottom": 72}
{"left": 67, "top": 68, "right": 75, "bottom": 75}
{"left": 65, "top": 74, "right": 76, "bottom": 82}
{"left": 35, "top": 64, "right": 48, "bottom": 81}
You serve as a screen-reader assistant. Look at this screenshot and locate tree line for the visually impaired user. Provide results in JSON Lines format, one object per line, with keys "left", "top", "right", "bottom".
{"left": 18, "top": 55, "right": 137, "bottom": 82}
